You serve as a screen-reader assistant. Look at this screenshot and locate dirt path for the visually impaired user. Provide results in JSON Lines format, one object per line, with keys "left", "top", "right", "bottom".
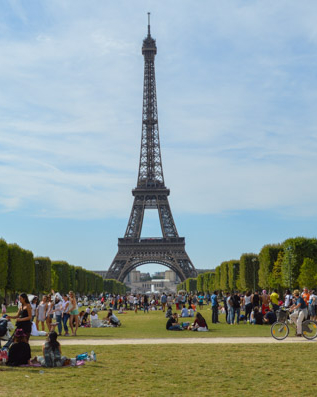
{"left": 29, "top": 337, "right": 316, "bottom": 346}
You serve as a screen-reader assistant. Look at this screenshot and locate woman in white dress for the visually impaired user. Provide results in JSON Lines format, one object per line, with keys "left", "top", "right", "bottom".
{"left": 36, "top": 296, "right": 48, "bottom": 331}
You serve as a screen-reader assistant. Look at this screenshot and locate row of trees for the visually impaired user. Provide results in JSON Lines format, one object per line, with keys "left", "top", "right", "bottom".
{"left": 0, "top": 239, "right": 127, "bottom": 300}
{"left": 177, "top": 237, "right": 317, "bottom": 293}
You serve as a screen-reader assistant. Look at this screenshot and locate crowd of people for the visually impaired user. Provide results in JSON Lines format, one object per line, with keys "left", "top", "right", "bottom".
{"left": 0, "top": 287, "right": 315, "bottom": 367}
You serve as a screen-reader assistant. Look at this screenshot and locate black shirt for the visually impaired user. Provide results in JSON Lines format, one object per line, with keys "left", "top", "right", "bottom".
{"left": 264, "top": 311, "right": 277, "bottom": 325}
{"left": 166, "top": 317, "right": 175, "bottom": 329}
{"left": 253, "top": 294, "right": 260, "bottom": 306}
{"left": 6, "top": 342, "right": 31, "bottom": 366}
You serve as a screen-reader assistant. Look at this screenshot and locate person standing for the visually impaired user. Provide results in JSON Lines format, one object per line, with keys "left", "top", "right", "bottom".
{"left": 175, "top": 295, "right": 179, "bottom": 311}
{"left": 198, "top": 293, "right": 204, "bottom": 310}
{"left": 227, "top": 293, "right": 234, "bottom": 325}
{"left": 233, "top": 292, "right": 241, "bottom": 324}
{"left": 143, "top": 295, "right": 149, "bottom": 314}
{"left": 211, "top": 291, "right": 219, "bottom": 324}
{"left": 261, "top": 290, "right": 270, "bottom": 315}
{"left": 53, "top": 297, "right": 63, "bottom": 336}
{"left": 284, "top": 289, "right": 293, "bottom": 308}
{"left": 36, "top": 296, "right": 48, "bottom": 331}
{"left": 270, "top": 289, "right": 280, "bottom": 312}
{"left": 61, "top": 295, "right": 70, "bottom": 336}
{"left": 251, "top": 290, "right": 260, "bottom": 310}
{"left": 45, "top": 295, "right": 54, "bottom": 331}
{"left": 2, "top": 298, "right": 7, "bottom": 315}
{"left": 68, "top": 291, "right": 79, "bottom": 337}
{"left": 7, "top": 293, "right": 32, "bottom": 340}
{"left": 301, "top": 287, "right": 310, "bottom": 308}
{"left": 244, "top": 291, "right": 253, "bottom": 322}
{"left": 161, "top": 293, "right": 167, "bottom": 312}
{"left": 223, "top": 292, "right": 230, "bottom": 323}
{"left": 30, "top": 297, "right": 38, "bottom": 322}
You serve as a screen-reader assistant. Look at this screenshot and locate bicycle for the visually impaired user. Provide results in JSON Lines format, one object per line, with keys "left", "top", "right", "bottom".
{"left": 271, "top": 308, "right": 317, "bottom": 340}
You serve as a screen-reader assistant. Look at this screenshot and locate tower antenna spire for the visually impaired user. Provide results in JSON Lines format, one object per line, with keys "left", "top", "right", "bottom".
{"left": 147, "top": 12, "right": 151, "bottom": 36}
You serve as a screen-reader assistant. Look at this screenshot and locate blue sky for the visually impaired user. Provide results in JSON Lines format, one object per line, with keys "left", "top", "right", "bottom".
{"left": 1, "top": 1, "right": 317, "bottom": 275}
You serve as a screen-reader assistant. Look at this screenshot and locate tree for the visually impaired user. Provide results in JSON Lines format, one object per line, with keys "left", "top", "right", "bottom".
{"left": 298, "top": 258, "right": 317, "bottom": 289}
{"left": 197, "top": 273, "right": 204, "bottom": 292}
{"left": 268, "top": 250, "right": 284, "bottom": 290}
{"left": 185, "top": 278, "right": 197, "bottom": 293}
{"left": 228, "top": 260, "right": 239, "bottom": 291}
{"left": 258, "top": 244, "right": 282, "bottom": 289}
{"left": 34, "top": 257, "right": 51, "bottom": 294}
{"left": 6, "top": 244, "right": 24, "bottom": 294}
{"left": 21, "top": 249, "right": 34, "bottom": 293}
{"left": 51, "top": 261, "right": 70, "bottom": 293}
{"left": 281, "top": 237, "right": 317, "bottom": 289}
{"left": 239, "top": 254, "right": 259, "bottom": 291}
{"left": 220, "top": 262, "right": 229, "bottom": 291}
{"left": 214, "top": 267, "right": 221, "bottom": 290}
{"left": 0, "top": 239, "right": 8, "bottom": 292}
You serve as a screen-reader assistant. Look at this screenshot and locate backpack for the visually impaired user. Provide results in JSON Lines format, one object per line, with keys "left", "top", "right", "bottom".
{"left": 0, "top": 318, "right": 8, "bottom": 337}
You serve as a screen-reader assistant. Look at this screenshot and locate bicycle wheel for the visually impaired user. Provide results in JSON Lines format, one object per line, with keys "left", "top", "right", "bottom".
{"left": 302, "top": 320, "right": 317, "bottom": 340}
{"left": 271, "top": 321, "right": 289, "bottom": 340}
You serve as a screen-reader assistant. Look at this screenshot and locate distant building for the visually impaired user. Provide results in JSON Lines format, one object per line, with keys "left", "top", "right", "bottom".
{"left": 93, "top": 270, "right": 108, "bottom": 279}
{"left": 124, "top": 269, "right": 179, "bottom": 294}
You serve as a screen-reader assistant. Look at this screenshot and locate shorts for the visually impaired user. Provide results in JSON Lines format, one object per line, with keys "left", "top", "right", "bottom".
{"left": 70, "top": 309, "right": 79, "bottom": 315}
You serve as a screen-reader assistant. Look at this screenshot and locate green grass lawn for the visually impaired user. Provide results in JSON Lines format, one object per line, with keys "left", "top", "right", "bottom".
{"left": 1, "top": 344, "right": 316, "bottom": 397}
{"left": 13, "top": 307, "right": 274, "bottom": 341}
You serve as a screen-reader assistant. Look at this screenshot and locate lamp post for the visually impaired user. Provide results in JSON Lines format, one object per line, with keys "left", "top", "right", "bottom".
{"left": 252, "top": 257, "right": 257, "bottom": 292}
{"left": 286, "top": 246, "right": 292, "bottom": 289}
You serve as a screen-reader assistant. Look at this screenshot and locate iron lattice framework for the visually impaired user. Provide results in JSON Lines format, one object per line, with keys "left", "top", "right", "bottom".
{"left": 106, "top": 15, "right": 197, "bottom": 282}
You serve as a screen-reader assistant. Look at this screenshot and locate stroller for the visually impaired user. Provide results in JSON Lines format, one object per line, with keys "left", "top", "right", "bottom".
{"left": 0, "top": 317, "right": 15, "bottom": 351}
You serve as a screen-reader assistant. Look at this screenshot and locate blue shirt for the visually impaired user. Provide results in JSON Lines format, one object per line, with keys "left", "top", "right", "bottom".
{"left": 296, "top": 297, "right": 307, "bottom": 309}
{"left": 211, "top": 294, "right": 217, "bottom": 307}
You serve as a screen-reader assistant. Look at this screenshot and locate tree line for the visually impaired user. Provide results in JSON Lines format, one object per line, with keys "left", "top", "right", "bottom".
{"left": 177, "top": 237, "right": 317, "bottom": 293}
{"left": 0, "top": 238, "right": 126, "bottom": 301}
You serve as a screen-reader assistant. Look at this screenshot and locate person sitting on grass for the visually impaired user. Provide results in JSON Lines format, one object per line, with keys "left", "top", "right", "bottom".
{"left": 181, "top": 305, "right": 189, "bottom": 318}
{"left": 6, "top": 328, "right": 31, "bottom": 367}
{"left": 188, "top": 305, "right": 194, "bottom": 317}
{"left": 250, "top": 307, "right": 263, "bottom": 325}
{"left": 165, "top": 305, "right": 173, "bottom": 318}
{"left": 191, "top": 312, "right": 208, "bottom": 332}
{"left": 78, "top": 311, "right": 85, "bottom": 326}
{"left": 32, "top": 331, "right": 67, "bottom": 367}
{"left": 263, "top": 309, "right": 277, "bottom": 325}
{"left": 166, "top": 313, "right": 183, "bottom": 331}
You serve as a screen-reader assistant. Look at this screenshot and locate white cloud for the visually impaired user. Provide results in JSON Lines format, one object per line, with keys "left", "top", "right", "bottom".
{"left": 0, "top": 1, "right": 317, "bottom": 219}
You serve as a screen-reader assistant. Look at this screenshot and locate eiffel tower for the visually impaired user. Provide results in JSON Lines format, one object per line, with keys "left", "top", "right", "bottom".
{"left": 106, "top": 14, "right": 197, "bottom": 282}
